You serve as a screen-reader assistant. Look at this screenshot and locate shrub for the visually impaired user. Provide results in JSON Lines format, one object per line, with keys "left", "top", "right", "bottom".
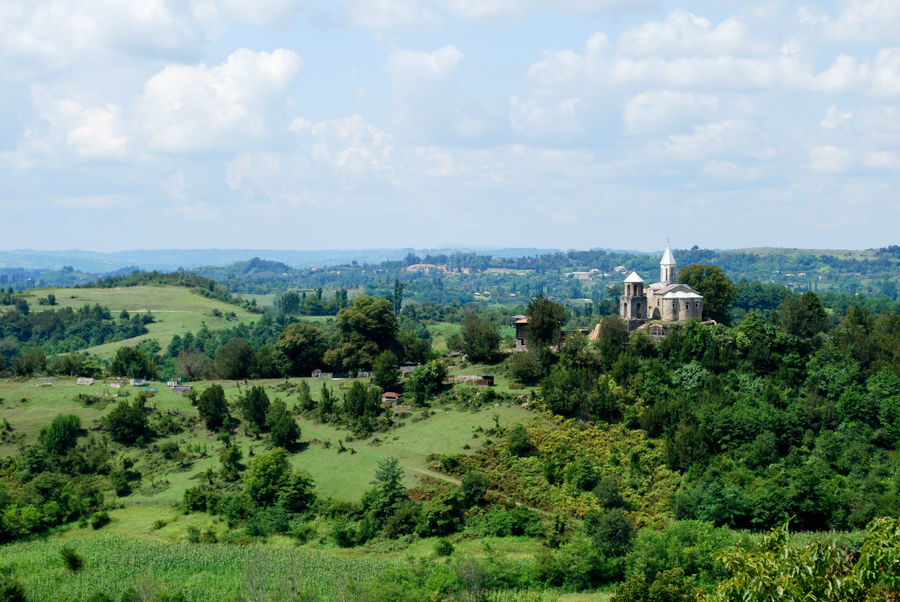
{"left": 197, "top": 384, "right": 230, "bottom": 431}
{"left": 507, "top": 351, "right": 544, "bottom": 385}
{"left": 245, "top": 507, "right": 289, "bottom": 537}
{"left": 593, "top": 476, "right": 627, "bottom": 509}
{"left": 90, "top": 511, "right": 110, "bottom": 530}
{"left": 183, "top": 486, "right": 219, "bottom": 513}
{"left": 434, "top": 538, "right": 455, "bottom": 557}
{"left": 60, "top": 546, "right": 84, "bottom": 572}
{"left": 103, "top": 399, "right": 150, "bottom": 445}
{"left": 613, "top": 568, "right": 700, "bottom": 602}
{"left": 507, "top": 424, "right": 534, "bottom": 457}
{"left": 417, "top": 491, "right": 464, "bottom": 537}
{"left": 565, "top": 457, "right": 599, "bottom": 492}
{"left": 0, "top": 572, "right": 26, "bottom": 602}
{"left": 330, "top": 518, "right": 356, "bottom": 548}
{"left": 460, "top": 470, "right": 490, "bottom": 506}
{"left": 39, "top": 414, "right": 81, "bottom": 456}
{"left": 585, "top": 509, "right": 635, "bottom": 557}
{"left": 288, "top": 517, "right": 315, "bottom": 543}
{"left": 535, "top": 537, "right": 620, "bottom": 590}
{"left": 278, "top": 470, "right": 316, "bottom": 514}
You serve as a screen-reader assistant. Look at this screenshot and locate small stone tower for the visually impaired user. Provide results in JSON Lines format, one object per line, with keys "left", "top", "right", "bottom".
{"left": 660, "top": 243, "right": 676, "bottom": 285}
{"left": 620, "top": 271, "right": 647, "bottom": 320}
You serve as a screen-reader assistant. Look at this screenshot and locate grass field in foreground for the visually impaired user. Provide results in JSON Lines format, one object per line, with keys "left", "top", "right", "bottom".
{"left": 14, "top": 286, "right": 259, "bottom": 359}
{"left": 4, "top": 522, "right": 614, "bottom": 601}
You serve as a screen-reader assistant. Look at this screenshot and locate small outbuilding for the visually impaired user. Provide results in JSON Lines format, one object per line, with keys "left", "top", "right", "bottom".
{"left": 381, "top": 392, "right": 402, "bottom": 404}
{"left": 514, "top": 317, "right": 529, "bottom": 351}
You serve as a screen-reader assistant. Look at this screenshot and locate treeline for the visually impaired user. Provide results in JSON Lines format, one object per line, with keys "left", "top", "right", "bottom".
{"left": 0, "top": 304, "right": 151, "bottom": 375}
{"left": 191, "top": 246, "right": 900, "bottom": 306}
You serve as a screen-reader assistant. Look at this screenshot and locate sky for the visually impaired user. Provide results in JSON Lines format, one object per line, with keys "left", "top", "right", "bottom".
{"left": 1, "top": 0, "right": 899, "bottom": 253}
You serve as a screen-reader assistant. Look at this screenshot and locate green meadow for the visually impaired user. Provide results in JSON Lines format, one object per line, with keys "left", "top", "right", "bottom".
{"left": 0, "top": 376, "right": 530, "bottom": 502}
{"left": 16, "top": 286, "right": 259, "bottom": 358}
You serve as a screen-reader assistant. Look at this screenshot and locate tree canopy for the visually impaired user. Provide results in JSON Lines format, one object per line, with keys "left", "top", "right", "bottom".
{"left": 678, "top": 264, "right": 737, "bottom": 324}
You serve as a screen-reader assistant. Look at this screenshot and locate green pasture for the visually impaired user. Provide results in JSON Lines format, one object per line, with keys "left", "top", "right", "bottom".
{"left": 237, "top": 292, "right": 277, "bottom": 309}
{"left": 0, "top": 376, "right": 530, "bottom": 502}
{"left": 17, "top": 286, "right": 259, "bottom": 358}
{"left": 427, "top": 322, "right": 460, "bottom": 352}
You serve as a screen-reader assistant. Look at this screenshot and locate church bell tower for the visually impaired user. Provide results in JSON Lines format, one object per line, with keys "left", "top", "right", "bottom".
{"left": 660, "top": 243, "right": 676, "bottom": 285}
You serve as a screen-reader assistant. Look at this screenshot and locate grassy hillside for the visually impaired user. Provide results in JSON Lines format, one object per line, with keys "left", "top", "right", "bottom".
{"left": 13, "top": 285, "right": 258, "bottom": 358}
{"left": 0, "top": 377, "right": 530, "bottom": 501}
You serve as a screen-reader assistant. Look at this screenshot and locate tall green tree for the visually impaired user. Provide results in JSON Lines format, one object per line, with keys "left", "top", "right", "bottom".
{"left": 324, "top": 296, "right": 399, "bottom": 371}
{"left": 274, "top": 322, "right": 326, "bottom": 377}
{"left": 779, "top": 291, "right": 828, "bottom": 338}
{"left": 343, "top": 381, "right": 381, "bottom": 421}
{"left": 372, "top": 350, "right": 400, "bottom": 392}
{"left": 392, "top": 279, "right": 404, "bottom": 317}
{"left": 278, "top": 291, "right": 301, "bottom": 315}
{"left": 215, "top": 338, "right": 255, "bottom": 380}
{"left": 109, "top": 346, "right": 158, "bottom": 379}
{"left": 240, "top": 386, "right": 270, "bottom": 431}
{"left": 526, "top": 294, "right": 566, "bottom": 347}
{"left": 460, "top": 314, "right": 501, "bottom": 362}
{"left": 39, "top": 414, "right": 82, "bottom": 456}
{"left": 104, "top": 399, "right": 150, "bottom": 445}
{"left": 678, "top": 264, "right": 737, "bottom": 324}
{"left": 406, "top": 361, "right": 447, "bottom": 405}
{"left": 267, "top": 400, "right": 300, "bottom": 448}
{"left": 197, "top": 384, "right": 230, "bottom": 431}
{"left": 245, "top": 448, "right": 290, "bottom": 505}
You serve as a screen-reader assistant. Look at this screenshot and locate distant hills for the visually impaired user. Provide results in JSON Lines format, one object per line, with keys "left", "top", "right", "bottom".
{"left": 0, "top": 247, "right": 563, "bottom": 272}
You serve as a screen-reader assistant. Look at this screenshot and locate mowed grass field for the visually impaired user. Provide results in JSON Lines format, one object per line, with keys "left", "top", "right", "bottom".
{"left": 0, "top": 376, "right": 531, "bottom": 502}
{"left": 15, "top": 286, "right": 259, "bottom": 358}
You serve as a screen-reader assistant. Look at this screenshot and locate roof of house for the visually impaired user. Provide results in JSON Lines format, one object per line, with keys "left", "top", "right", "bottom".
{"left": 624, "top": 271, "right": 644, "bottom": 283}
{"left": 662, "top": 290, "right": 703, "bottom": 299}
{"left": 382, "top": 392, "right": 402, "bottom": 398}
{"left": 515, "top": 317, "right": 529, "bottom": 324}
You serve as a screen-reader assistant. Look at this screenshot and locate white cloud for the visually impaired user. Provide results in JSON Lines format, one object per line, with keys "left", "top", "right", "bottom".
{"left": 821, "top": 105, "right": 853, "bottom": 129}
{"left": 864, "top": 151, "right": 900, "bottom": 169}
{"left": 163, "top": 169, "right": 188, "bottom": 200}
{"left": 290, "top": 114, "right": 394, "bottom": 173}
{"left": 509, "top": 95, "right": 581, "bottom": 138}
{"left": 619, "top": 10, "right": 760, "bottom": 57}
{"left": 809, "top": 145, "right": 850, "bottom": 173}
{"left": 663, "top": 120, "right": 752, "bottom": 160}
{"left": 53, "top": 194, "right": 140, "bottom": 209}
{"left": 346, "top": 0, "right": 440, "bottom": 33}
{"left": 25, "top": 97, "right": 128, "bottom": 160}
{"left": 212, "top": 0, "right": 304, "bottom": 26}
{"left": 386, "top": 45, "right": 468, "bottom": 141}
{"left": 623, "top": 91, "right": 718, "bottom": 134}
{"left": 438, "top": 0, "right": 654, "bottom": 22}
{"left": 0, "top": 1, "right": 207, "bottom": 74}
{"left": 825, "top": 0, "right": 900, "bottom": 44}
{"left": 132, "top": 48, "right": 302, "bottom": 153}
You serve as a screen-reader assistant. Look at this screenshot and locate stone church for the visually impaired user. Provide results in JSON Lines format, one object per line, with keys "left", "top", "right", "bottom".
{"left": 620, "top": 243, "right": 703, "bottom": 324}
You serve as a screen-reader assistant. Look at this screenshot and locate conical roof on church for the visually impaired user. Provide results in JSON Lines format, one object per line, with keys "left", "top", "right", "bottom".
{"left": 624, "top": 271, "right": 644, "bottom": 283}
{"left": 660, "top": 244, "right": 676, "bottom": 266}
